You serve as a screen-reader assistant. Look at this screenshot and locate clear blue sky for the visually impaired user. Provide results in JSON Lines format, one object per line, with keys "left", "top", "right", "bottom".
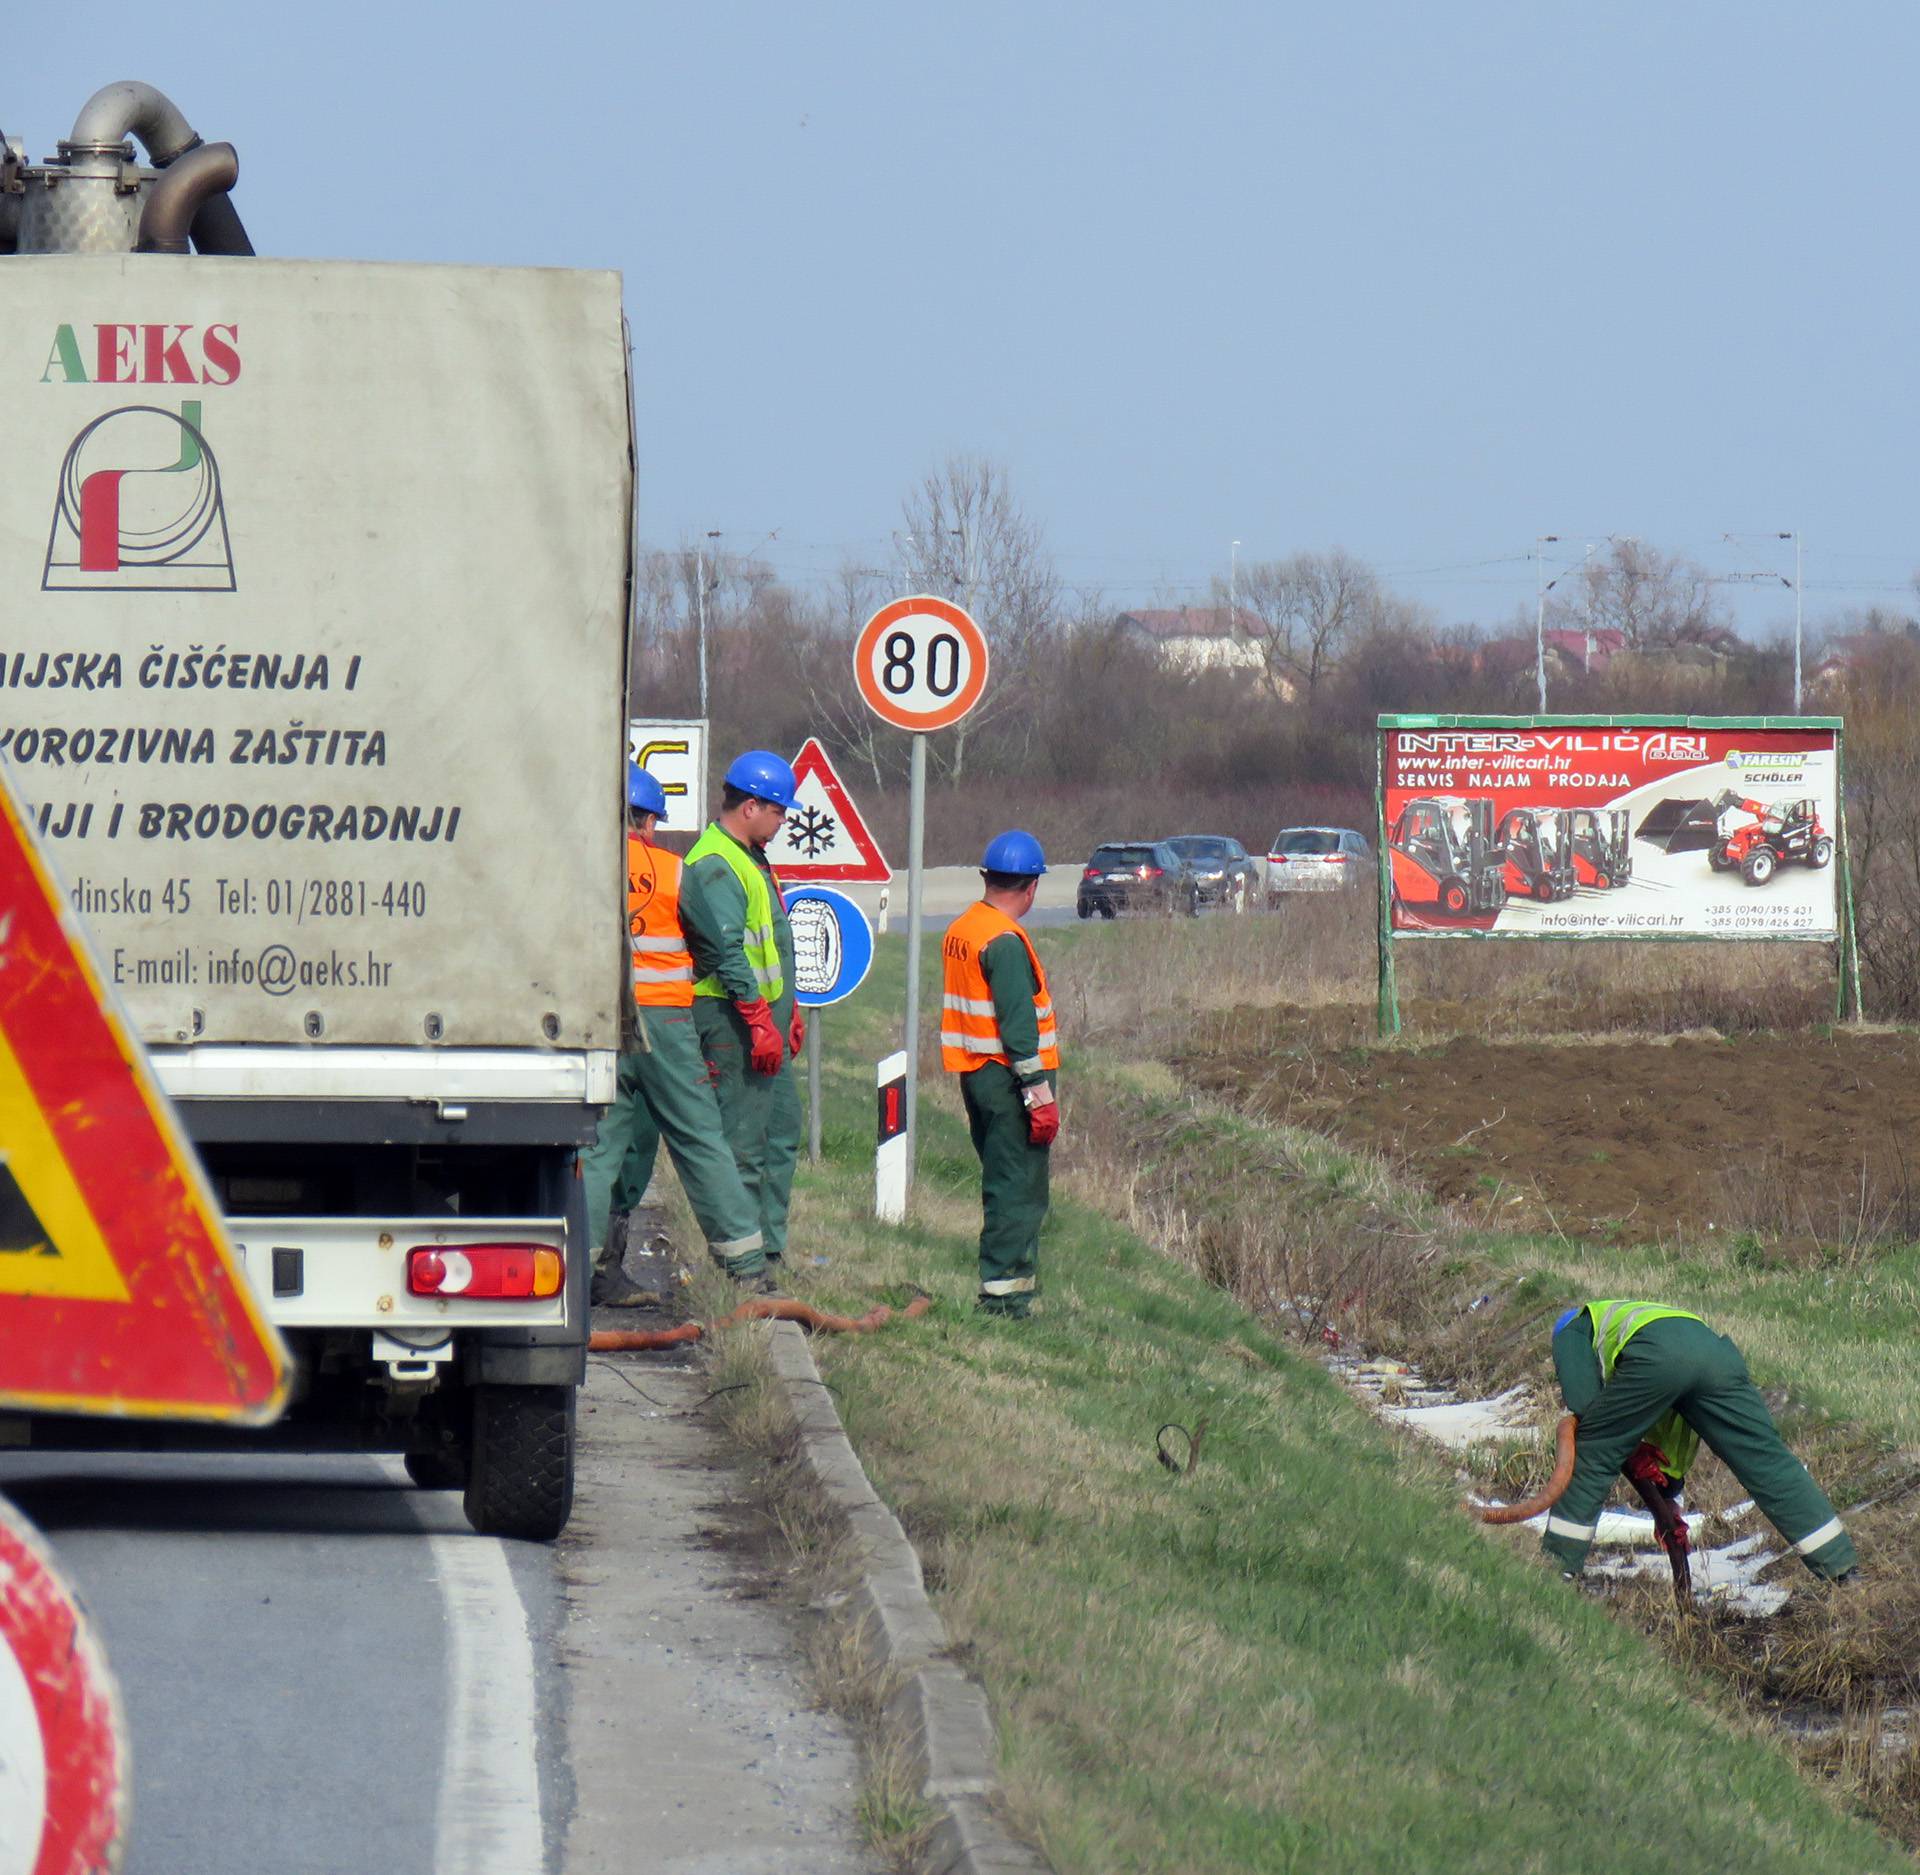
{"left": 14, "top": 4, "right": 1915, "bottom": 636}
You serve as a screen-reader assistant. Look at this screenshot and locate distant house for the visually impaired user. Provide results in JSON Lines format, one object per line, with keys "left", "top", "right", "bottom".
{"left": 1809, "top": 624, "right": 1920, "bottom": 694}
{"left": 1114, "top": 606, "right": 1288, "bottom": 688}
{"left": 1478, "top": 626, "right": 1626, "bottom": 686}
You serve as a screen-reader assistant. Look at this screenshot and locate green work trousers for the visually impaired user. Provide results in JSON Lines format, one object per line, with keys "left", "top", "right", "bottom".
{"left": 960, "top": 1062, "right": 1049, "bottom": 1316}
{"left": 692, "top": 996, "right": 801, "bottom": 1261}
{"left": 1542, "top": 1316, "right": 1855, "bottom": 1579}
{"left": 579, "top": 1005, "right": 765, "bottom": 1275}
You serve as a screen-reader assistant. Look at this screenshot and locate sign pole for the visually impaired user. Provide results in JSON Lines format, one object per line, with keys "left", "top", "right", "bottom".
{"left": 903, "top": 730, "right": 927, "bottom": 1198}
{"left": 808, "top": 1007, "right": 824, "bottom": 1164}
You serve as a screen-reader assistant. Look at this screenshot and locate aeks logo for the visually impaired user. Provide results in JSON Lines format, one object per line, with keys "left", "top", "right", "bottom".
{"left": 43, "top": 401, "right": 234, "bottom": 593}
{"left": 39, "top": 321, "right": 242, "bottom": 595}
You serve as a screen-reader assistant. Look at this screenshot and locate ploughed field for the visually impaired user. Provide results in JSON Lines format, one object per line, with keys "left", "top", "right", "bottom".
{"left": 1177, "top": 1011, "right": 1920, "bottom": 1247}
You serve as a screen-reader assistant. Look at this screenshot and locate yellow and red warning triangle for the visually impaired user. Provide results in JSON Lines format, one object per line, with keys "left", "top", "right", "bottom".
{"left": 0, "top": 774, "right": 286, "bottom": 1422}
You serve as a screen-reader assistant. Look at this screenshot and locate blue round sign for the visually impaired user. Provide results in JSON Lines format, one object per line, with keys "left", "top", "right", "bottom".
{"left": 786, "top": 885, "right": 875, "bottom": 1008}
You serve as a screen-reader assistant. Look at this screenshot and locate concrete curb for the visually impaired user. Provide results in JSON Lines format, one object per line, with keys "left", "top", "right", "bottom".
{"left": 766, "top": 1320, "right": 1051, "bottom": 1875}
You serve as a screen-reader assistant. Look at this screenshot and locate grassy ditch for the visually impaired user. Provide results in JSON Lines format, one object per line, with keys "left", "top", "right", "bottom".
{"left": 670, "top": 923, "right": 1915, "bottom": 1874}
{"left": 1045, "top": 909, "right": 1920, "bottom": 1848}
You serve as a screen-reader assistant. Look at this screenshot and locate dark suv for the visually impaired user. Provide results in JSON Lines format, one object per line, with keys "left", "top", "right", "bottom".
{"left": 1076, "top": 841, "right": 1201, "bottom": 918}
{"left": 1164, "top": 834, "right": 1260, "bottom": 912}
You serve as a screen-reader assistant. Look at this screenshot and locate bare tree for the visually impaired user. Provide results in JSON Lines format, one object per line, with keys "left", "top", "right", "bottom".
{"left": 1550, "top": 539, "right": 1731, "bottom": 650}
{"left": 1221, "top": 549, "right": 1378, "bottom": 703}
{"left": 895, "top": 456, "right": 1059, "bottom": 782}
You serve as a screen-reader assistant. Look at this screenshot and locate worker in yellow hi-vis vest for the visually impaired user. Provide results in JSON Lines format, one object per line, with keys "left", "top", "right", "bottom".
{"left": 1543, "top": 1300, "right": 1855, "bottom": 1582}
{"left": 680, "top": 750, "right": 803, "bottom": 1274}
{"left": 580, "top": 764, "right": 769, "bottom": 1303}
{"left": 940, "top": 831, "right": 1059, "bottom": 1317}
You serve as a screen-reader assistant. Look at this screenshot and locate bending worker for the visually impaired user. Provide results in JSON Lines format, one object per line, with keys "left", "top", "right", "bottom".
{"left": 681, "top": 750, "right": 804, "bottom": 1272}
{"left": 1544, "top": 1299, "right": 1855, "bottom": 1582}
{"left": 940, "top": 831, "right": 1060, "bottom": 1317}
{"left": 581, "top": 764, "right": 771, "bottom": 1303}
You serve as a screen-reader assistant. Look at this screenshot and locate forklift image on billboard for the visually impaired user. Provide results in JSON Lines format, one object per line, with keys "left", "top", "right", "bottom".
{"left": 1374, "top": 714, "right": 1862, "bottom": 1033}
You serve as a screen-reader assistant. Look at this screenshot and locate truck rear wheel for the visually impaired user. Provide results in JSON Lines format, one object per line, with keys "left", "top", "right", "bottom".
{"left": 463, "top": 1382, "right": 576, "bottom": 1540}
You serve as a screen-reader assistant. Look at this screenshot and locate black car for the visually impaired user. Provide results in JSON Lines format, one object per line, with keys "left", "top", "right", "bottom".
{"left": 1076, "top": 841, "right": 1201, "bottom": 918}
{"left": 1164, "top": 834, "right": 1260, "bottom": 912}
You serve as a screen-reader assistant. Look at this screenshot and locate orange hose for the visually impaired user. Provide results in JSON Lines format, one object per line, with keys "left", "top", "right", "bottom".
{"left": 589, "top": 1292, "right": 932, "bottom": 1353}
{"left": 1468, "top": 1414, "right": 1578, "bottom": 1523}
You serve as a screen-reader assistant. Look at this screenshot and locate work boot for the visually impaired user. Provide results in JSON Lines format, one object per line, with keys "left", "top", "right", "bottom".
{"left": 591, "top": 1264, "right": 659, "bottom": 1309}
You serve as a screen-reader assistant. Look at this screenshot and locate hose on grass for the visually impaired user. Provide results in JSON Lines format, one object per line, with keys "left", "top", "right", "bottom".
{"left": 589, "top": 1293, "right": 933, "bottom": 1353}
{"left": 1467, "top": 1414, "right": 1578, "bottom": 1524}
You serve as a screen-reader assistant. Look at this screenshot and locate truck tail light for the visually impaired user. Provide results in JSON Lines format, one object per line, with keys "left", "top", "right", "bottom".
{"left": 408, "top": 1243, "right": 563, "bottom": 1300}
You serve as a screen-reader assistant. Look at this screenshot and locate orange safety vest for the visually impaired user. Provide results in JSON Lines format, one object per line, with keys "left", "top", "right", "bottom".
{"left": 939, "top": 901, "right": 1060, "bottom": 1076}
{"left": 628, "top": 833, "right": 695, "bottom": 1008}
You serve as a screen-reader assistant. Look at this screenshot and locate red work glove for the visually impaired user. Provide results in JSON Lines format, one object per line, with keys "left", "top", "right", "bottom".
{"left": 788, "top": 1008, "right": 807, "bottom": 1059}
{"left": 1622, "top": 1443, "right": 1674, "bottom": 1493}
{"left": 1022, "top": 1079, "right": 1061, "bottom": 1148}
{"left": 736, "top": 997, "right": 785, "bottom": 1076}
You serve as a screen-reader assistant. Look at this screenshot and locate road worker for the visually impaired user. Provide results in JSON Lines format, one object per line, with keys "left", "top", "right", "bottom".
{"left": 940, "top": 831, "right": 1059, "bottom": 1317}
{"left": 581, "top": 764, "right": 770, "bottom": 1304}
{"left": 680, "top": 750, "right": 803, "bottom": 1272}
{"left": 1543, "top": 1299, "right": 1856, "bottom": 1582}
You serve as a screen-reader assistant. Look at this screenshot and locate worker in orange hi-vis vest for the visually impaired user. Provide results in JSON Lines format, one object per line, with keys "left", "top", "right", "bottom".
{"left": 939, "top": 830, "right": 1060, "bottom": 1317}
{"left": 579, "top": 764, "right": 770, "bottom": 1306}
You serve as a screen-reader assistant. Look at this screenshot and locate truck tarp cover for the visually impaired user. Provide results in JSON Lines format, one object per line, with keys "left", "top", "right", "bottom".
{"left": 1, "top": 257, "right": 631, "bottom": 1046}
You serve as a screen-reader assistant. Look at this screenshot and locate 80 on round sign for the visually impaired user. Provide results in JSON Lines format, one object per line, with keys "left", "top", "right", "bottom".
{"left": 852, "top": 596, "right": 989, "bottom": 733}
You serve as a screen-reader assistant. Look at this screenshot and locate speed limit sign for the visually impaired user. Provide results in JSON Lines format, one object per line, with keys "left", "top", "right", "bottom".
{"left": 853, "top": 596, "right": 990, "bottom": 733}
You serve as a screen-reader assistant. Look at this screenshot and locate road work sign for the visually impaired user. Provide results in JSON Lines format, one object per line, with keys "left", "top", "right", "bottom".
{"left": 764, "top": 739, "right": 892, "bottom": 884}
{"left": 0, "top": 1496, "right": 127, "bottom": 1875}
{"left": 853, "top": 596, "right": 989, "bottom": 735}
{"left": 628, "top": 717, "right": 709, "bottom": 833}
{"left": 0, "top": 772, "right": 288, "bottom": 1422}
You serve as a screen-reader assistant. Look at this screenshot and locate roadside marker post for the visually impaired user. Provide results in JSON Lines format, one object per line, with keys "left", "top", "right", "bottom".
{"left": 852, "top": 597, "right": 989, "bottom": 1208}
{"left": 788, "top": 885, "right": 877, "bottom": 1165}
{"left": 0, "top": 1494, "right": 128, "bottom": 1875}
{"left": 0, "top": 768, "right": 288, "bottom": 1423}
{"left": 875, "top": 1050, "right": 908, "bottom": 1223}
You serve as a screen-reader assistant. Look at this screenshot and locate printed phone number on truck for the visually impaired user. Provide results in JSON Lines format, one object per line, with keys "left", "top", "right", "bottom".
{"left": 213, "top": 877, "right": 430, "bottom": 923}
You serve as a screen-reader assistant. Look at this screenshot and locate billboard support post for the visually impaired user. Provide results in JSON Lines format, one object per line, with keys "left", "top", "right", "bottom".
{"left": 1376, "top": 729, "right": 1400, "bottom": 1037}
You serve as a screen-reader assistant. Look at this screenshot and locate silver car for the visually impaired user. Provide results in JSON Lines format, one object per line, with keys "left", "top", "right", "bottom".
{"left": 1266, "top": 826, "right": 1373, "bottom": 899}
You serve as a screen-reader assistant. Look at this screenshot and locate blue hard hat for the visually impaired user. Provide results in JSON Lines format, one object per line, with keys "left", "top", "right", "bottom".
{"left": 1552, "top": 1306, "right": 1581, "bottom": 1337}
{"left": 724, "top": 749, "right": 798, "bottom": 810}
{"left": 627, "top": 762, "right": 667, "bottom": 821}
{"left": 982, "top": 829, "right": 1047, "bottom": 877}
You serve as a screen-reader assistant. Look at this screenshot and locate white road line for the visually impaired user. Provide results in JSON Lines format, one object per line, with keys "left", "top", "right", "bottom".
{"left": 384, "top": 1461, "right": 545, "bottom": 1875}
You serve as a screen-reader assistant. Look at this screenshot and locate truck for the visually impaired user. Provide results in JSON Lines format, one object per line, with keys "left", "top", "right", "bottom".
{"left": 0, "top": 82, "right": 634, "bottom": 1538}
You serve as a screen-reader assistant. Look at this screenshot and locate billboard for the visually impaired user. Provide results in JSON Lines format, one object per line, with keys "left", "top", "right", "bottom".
{"left": 1380, "top": 718, "right": 1844, "bottom": 941}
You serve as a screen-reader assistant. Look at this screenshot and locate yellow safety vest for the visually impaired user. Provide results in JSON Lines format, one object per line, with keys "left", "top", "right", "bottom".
{"left": 685, "top": 824, "right": 785, "bottom": 1002}
{"left": 1585, "top": 1300, "right": 1704, "bottom": 1477}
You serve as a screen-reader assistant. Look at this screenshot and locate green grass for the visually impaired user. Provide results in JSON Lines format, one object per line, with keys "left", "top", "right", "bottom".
{"left": 740, "top": 930, "right": 1912, "bottom": 1875}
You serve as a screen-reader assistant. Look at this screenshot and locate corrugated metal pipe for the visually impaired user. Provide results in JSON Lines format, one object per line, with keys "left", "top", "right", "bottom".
{"left": 69, "top": 80, "right": 254, "bottom": 256}
{"left": 136, "top": 142, "right": 240, "bottom": 255}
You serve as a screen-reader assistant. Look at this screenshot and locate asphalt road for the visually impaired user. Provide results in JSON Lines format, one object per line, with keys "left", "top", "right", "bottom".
{"left": 0, "top": 1341, "right": 878, "bottom": 1875}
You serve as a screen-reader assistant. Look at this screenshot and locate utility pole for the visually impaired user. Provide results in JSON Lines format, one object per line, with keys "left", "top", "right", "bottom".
{"left": 1534, "top": 535, "right": 1559, "bottom": 711}
{"left": 1778, "top": 531, "right": 1804, "bottom": 712}
{"left": 1230, "top": 538, "right": 1240, "bottom": 631}
{"left": 694, "top": 529, "right": 720, "bottom": 722}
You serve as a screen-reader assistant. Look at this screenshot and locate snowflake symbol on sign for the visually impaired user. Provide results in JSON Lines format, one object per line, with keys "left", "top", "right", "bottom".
{"left": 789, "top": 804, "right": 838, "bottom": 858}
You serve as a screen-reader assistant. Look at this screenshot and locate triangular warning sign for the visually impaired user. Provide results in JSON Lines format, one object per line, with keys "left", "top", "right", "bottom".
{"left": 0, "top": 774, "right": 287, "bottom": 1422}
{"left": 764, "top": 738, "right": 893, "bottom": 884}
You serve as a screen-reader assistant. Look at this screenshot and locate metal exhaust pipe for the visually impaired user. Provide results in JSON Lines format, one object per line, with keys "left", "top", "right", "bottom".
{"left": 136, "top": 142, "right": 239, "bottom": 255}
{"left": 71, "top": 80, "right": 254, "bottom": 256}
{"left": 68, "top": 80, "right": 198, "bottom": 164}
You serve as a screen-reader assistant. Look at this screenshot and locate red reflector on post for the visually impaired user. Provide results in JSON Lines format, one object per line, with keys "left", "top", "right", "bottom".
{"left": 407, "top": 1242, "right": 561, "bottom": 1300}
